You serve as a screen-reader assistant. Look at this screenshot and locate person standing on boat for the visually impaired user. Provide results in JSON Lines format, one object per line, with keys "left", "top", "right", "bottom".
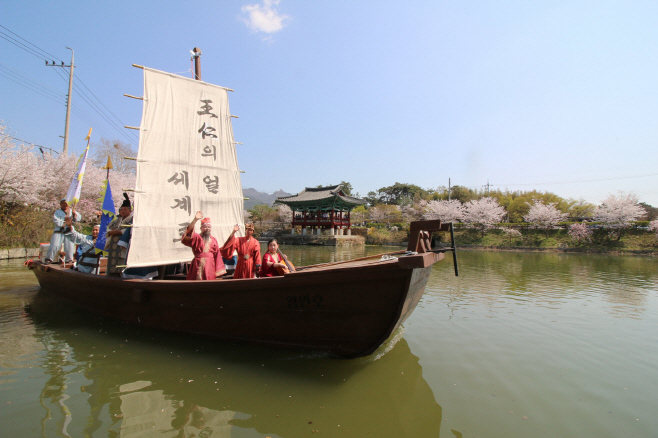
{"left": 105, "top": 193, "right": 133, "bottom": 277}
{"left": 62, "top": 216, "right": 101, "bottom": 274}
{"left": 45, "top": 198, "right": 81, "bottom": 264}
{"left": 221, "top": 223, "right": 261, "bottom": 279}
{"left": 180, "top": 211, "right": 226, "bottom": 280}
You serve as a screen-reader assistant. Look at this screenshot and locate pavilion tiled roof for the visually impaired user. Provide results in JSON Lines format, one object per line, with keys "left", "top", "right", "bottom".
{"left": 275, "top": 185, "right": 365, "bottom": 207}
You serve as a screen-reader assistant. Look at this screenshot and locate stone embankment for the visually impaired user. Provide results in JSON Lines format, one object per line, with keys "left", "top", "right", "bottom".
{"left": 278, "top": 235, "right": 365, "bottom": 246}
{"left": 1, "top": 248, "right": 40, "bottom": 260}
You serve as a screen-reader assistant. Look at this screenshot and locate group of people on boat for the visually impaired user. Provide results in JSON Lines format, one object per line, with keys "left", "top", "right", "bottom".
{"left": 45, "top": 197, "right": 291, "bottom": 281}
{"left": 181, "top": 210, "right": 291, "bottom": 280}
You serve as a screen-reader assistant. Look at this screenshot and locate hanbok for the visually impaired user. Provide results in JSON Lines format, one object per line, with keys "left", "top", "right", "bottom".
{"left": 181, "top": 231, "right": 226, "bottom": 280}
{"left": 221, "top": 236, "right": 261, "bottom": 279}
{"left": 46, "top": 208, "right": 81, "bottom": 262}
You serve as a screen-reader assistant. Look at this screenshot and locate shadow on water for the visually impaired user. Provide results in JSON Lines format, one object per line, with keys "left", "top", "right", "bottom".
{"left": 23, "top": 290, "right": 444, "bottom": 437}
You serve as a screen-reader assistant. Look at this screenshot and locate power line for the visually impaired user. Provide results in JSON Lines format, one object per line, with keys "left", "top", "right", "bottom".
{"left": 0, "top": 32, "right": 48, "bottom": 61}
{"left": 71, "top": 80, "right": 136, "bottom": 143}
{"left": 49, "top": 66, "right": 136, "bottom": 144}
{"left": 76, "top": 75, "right": 139, "bottom": 142}
{"left": 0, "top": 64, "right": 64, "bottom": 99}
{"left": 2, "top": 25, "right": 138, "bottom": 146}
{"left": 0, "top": 24, "right": 65, "bottom": 62}
{"left": 492, "top": 173, "right": 658, "bottom": 188}
{"left": 7, "top": 135, "right": 60, "bottom": 154}
{"left": 0, "top": 71, "right": 64, "bottom": 104}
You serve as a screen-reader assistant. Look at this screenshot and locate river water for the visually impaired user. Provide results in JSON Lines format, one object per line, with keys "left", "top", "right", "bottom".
{"left": 1, "top": 247, "right": 657, "bottom": 437}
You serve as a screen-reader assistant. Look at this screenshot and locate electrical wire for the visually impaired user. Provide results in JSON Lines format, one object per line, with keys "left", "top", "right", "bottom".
{"left": 0, "top": 24, "right": 64, "bottom": 63}
{"left": 1, "top": 25, "right": 139, "bottom": 147}
{"left": 0, "top": 33, "right": 47, "bottom": 61}
{"left": 75, "top": 76, "right": 140, "bottom": 142}
{"left": 0, "top": 71, "right": 64, "bottom": 104}
{"left": 0, "top": 64, "right": 63, "bottom": 99}
{"left": 48, "top": 66, "right": 136, "bottom": 144}
{"left": 491, "top": 173, "right": 658, "bottom": 188}
{"left": 7, "top": 135, "right": 59, "bottom": 154}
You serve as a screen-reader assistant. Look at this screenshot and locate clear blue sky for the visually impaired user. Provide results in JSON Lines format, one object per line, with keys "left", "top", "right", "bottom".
{"left": 2, "top": 1, "right": 657, "bottom": 205}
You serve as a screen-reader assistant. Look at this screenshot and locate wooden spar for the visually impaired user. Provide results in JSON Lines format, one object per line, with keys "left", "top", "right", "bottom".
{"left": 124, "top": 126, "right": 140, "bottom": 130}
{"left": 300, "top": 250, "right": 408, "bottom": 270}
{"left": 230, "top": 115, "right": 239, "bottom": 118}
{"left": 132, "top": 64, "right": 144, "bottom": 69}
{"left": 124, "top": 94, "right": 143, "bottom": 100}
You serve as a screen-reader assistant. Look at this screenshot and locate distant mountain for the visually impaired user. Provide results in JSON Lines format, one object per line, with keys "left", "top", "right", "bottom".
{"left": 243, "top": 188, "right": 293, "bottom": 210}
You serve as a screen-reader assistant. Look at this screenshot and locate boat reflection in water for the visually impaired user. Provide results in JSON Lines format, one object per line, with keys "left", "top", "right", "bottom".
{"left": 26, "top": 290, "right": 444, "bottom": 437}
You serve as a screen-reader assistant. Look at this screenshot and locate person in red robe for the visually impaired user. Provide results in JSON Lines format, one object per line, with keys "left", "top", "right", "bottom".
{"left": 260, "top": 238, "right": 289, "bottom": 277}
{"left": 221, "top": 223, "right": 261, "bottom": 279}
{"left": 181, "top": 211, "right": 226, "bottom": 280}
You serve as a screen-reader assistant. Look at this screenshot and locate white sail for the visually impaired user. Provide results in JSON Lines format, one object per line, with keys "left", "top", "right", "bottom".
{"left": 126, "top": 67, "right": 244, "bottom": 268}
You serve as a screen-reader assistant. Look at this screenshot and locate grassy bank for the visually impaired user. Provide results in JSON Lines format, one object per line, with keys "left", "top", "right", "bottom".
{"left": 360, "top": 226, "right": 658, "bottom": 254}
{"left": 0, "top": 206, "right": 97, "bottom": 249}
{"left": 450, "top": 228, "right": 657, "bottom": 253}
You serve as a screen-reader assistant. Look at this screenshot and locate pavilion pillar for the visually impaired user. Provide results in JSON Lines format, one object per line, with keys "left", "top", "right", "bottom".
{"left": 302, "top": 227, "right": 307, "bottom": 235}
{"left": 316, "top": 228, "right": 322, "bottom": 236}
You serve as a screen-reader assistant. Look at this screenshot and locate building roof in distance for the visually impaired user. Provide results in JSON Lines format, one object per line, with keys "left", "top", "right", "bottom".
{"left": 275, "top": 185, "right": 366, "bottom": 210}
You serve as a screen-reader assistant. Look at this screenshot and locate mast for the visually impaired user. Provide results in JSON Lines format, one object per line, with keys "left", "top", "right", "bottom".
{"left": 192, "top": 47, "right": 202, "bottom": 80}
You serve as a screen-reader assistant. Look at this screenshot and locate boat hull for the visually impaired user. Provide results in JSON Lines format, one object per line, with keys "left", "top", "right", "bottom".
{"left": 30, "top": 252, "right": 443, "bottom": 358}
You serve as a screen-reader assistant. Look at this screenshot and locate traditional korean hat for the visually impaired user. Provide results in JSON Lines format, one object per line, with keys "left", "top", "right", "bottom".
{"left": 245, "top": 223, "right": 255, "bottom": 230}
{"left": 60, "top": 198, "right": 67, "bottom": 203}
{"left": 201, "top": 217, "right": 211, "bottom": 224}
{"left": 121, "top": 193, "right": 131, "bottom": 209}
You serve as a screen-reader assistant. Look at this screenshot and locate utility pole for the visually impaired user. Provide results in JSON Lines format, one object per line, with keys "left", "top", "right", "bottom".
{"left": 448, "top": 178, "right": 451, "bottom": 201}
{"left": 191, "top": 47, "right": 202, "bottom": 80}
{"left": 46, "top": 47, "right": 74, "bottom": 154}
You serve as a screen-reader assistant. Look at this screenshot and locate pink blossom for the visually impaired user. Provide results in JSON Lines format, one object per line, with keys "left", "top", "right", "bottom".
{"left": 568, "top": 223, "right": 593, "bottom": 243}
{"left": 1, "top": 122, "right": 136, "bottom": 220}
{"left": 523, "top": 200, "right": 568, "bottom": 232}
{"left": 422, "top": 199, "right": 464, "bottom": 223}
{"left": 463, "top": 197, "right": 506, "bottom": 234}
{"left": 593, "top": 192, "right": 645, "bottom": 233}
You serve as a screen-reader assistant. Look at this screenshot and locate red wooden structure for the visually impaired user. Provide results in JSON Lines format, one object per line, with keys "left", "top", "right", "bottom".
{"left": 275, "top": 185, "right": 365, "bottom": 235}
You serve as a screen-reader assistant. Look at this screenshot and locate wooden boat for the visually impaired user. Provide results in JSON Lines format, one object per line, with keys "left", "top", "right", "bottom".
{"left": 28, "top": 64, "right": 458, "bottom": 358}
{"left": 30, "top": 221, "right": 456, "bottom": 358}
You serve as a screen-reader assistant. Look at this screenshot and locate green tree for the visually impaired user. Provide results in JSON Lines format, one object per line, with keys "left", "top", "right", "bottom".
{"left": 248, "top": 204, "right": 276, "bottom": 226}
{"left": 338, "top": 181, "right": 353, "bottom": 196}
{"left": 373, "top": 182, "right": 428, "bottom": 205}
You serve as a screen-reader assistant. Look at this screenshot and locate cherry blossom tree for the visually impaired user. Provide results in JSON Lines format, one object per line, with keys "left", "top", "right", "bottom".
{"left": 401, "top": 201, "right": 426, "bottom": 223}
{"left": 648, "top": 220, "right": 658, "bottom": 239}
{"left": 568, "top": 223, "right": 593, "bottom": 244}
{"left": 503, "top": 227, "right": 523, "bottom": 245}
{"left": 277, "top": 204, "right": 292, "bottom": 223}
{"left": 523, "top": 200, "right": 569, "bottom": 236}
{"left": 593, "top": 192, "right": 646, "bottom": 240}
{"left": 422, "top": 199, "right": 464, "bottom": 223}
{"left": 368, "top": 206, "right": 386, "bottom": 223}
{"left": 1, "top": 122, "right": 136, "bottom": 219}
{"left": 463, "top": 197, "right": 506, "bottom": 236}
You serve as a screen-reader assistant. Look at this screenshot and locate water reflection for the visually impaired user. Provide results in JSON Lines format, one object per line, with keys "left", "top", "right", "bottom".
{"left": 23, "top": 290, "right": 443, "bottom": 437}
{"left": 427, "top": 250, "right": 658, "bottom": 319}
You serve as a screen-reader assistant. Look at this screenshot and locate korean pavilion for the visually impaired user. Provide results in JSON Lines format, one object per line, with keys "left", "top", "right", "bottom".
{"left": 275, "top": 185, "right": 366, "bottom": 236}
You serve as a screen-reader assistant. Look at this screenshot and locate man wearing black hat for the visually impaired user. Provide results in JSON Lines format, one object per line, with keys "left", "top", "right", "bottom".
{"left": 105, "top": 193, "right": 133, "bottom": 276}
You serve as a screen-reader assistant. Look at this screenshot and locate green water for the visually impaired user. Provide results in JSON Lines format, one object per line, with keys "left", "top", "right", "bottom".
{"left": 1, "top": 247, "right": 657, "bottom": 437}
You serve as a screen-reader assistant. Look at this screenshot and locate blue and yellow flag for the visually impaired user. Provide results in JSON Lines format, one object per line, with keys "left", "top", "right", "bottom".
{"left": 95, "top": 179, "right": 116, "bottom": 255}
